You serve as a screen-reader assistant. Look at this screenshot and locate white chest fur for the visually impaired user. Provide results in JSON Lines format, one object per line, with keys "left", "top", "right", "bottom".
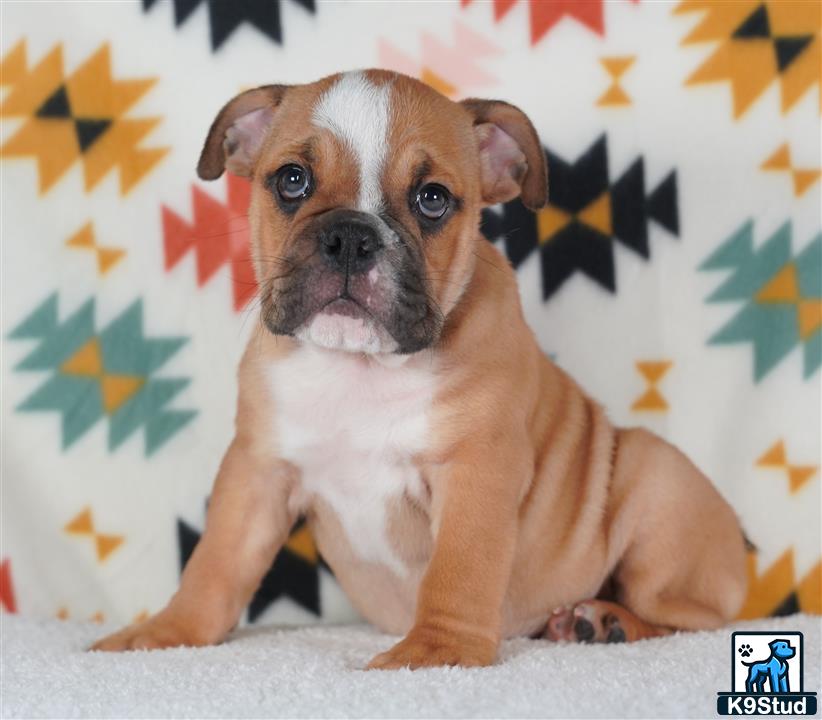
{"left": 268, "top": 346, "right": 436, "bottom": 575}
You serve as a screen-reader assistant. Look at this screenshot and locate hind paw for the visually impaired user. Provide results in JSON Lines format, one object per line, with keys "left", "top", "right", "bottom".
{"left": 544, "top": 600, "right": 627, "bottom": 644}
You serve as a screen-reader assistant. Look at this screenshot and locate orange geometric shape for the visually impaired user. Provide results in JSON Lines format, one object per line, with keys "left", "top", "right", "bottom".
{"left": 787, "top": 465, "right": 818, "bottom": 493}
{"left": 96, "top": 247, "right": 126, "bottom": 274}
{"left": 100, "top": 374, "right": 144, "bottom": 415}
{"left": 61, "top": 338, "right": 103, "bottom": 377}
{"left": 737, "top": 549, "right": 796, "bottom": 619}
{"left": 632, "top": 361, "right": 673, "bottom": 412}
{"left": 65, "top": 222, "right": 126, "bottom": 275}
{"left": 757, "top": 440, "right": 787, "bottom": 467}
{"left": 756, "top": 439, "right": 818, "bottom": 494}
{"left": 0, "top": 42, "right": 168, "bottom": 194}
{"left": 66, "top": 222, "right": 95, "bottom": 249}
{"left": 761, "top": 143, "right": 821, "bottom": 197}
{"left": 797, "top": 561, "right": 822, "bottom": 614}
{"left": 95, "top": 533, "right": 124, "bottom": 562}
{"left": 578, "top": 192, "right": 612, "bottom": 235}
{"left": 64, "top": 507, "right": 94, "bottom": 535}
{"left": 677, "top": 1, "right": 821, "bottom": 118}
{"left": 761, "top": 143, "right": 791, "bottom": 171}
{"left": 793, "top": 169, "right": 822, "bottom": 196}
{"left": 597, "top": 56, "right": 635, "bottom": 106}
{"left": 798, "top": 300, "right": 822, "bottom": 340}
{"left": 285, "top": 525, "right": 318, "bottom": 564}
{"left": 537, "top": 205, "right": 572, "bottom": 242}
{"left": 756, "top": 263, "right": 799, "bottom": 303}
{"left": 56, "top": 607, "right": 69, "bottom": 620}
{"left": 89, "top": 611, "right": 105, "bottom": 623}
{"left": 0, "top": 558, "right": 16, "bottom": 613}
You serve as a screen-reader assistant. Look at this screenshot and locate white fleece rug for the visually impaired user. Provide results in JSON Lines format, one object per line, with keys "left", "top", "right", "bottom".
{"left": 2, "top": 614, "right": 820, "bottom": 719}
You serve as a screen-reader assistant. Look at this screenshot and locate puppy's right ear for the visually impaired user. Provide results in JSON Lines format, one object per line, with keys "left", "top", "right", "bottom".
{"left": 197, "top": 85, "right": 288, "bottom": 181}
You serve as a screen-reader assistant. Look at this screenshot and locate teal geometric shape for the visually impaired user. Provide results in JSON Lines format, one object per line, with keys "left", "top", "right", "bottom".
{"left": 9, "top": 293, "right": 196, "bottom": 455}
{"left": 99, "top": 301, "right": 187, "bottom": 376}
{"left": 700, "top": 222, "right": 821, "bottom": 382}
{"left": 13, "top": 298, "right": 95, "bottom": 371}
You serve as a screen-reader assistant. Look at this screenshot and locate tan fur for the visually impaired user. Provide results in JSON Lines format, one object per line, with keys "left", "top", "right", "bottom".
{"left": 92, "top": 71, "right": 747, "bottom": 668}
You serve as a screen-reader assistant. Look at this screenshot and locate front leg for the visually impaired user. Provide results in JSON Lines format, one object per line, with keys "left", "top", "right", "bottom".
{"left": 91, "top": 439, "right": 295, "bottom": 651}
{"left": 368, "top": 446, "right": 526, "bottom": 669}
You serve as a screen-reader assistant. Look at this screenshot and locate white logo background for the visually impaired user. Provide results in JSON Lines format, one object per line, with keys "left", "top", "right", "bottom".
{"left": 733, "top": 632, "right": 803, "bottom": 693}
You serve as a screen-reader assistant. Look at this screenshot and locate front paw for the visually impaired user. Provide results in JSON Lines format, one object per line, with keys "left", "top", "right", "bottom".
{"left": 367, "top": 627, "right": 496, "bottom": 670}
{"left": 89, "top": 612, "right": 214, "bottom": 652}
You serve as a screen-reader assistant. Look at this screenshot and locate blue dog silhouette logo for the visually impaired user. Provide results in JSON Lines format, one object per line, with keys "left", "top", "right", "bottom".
{"left": 717, "top": 631, "right": 817, "bottom": 715}
{"left": 741, "top": 639, "right": 795, "bottom": 693}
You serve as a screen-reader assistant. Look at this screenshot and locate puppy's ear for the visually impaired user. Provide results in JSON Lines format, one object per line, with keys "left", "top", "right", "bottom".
{"left": 460, "top": 99, "right": 547, "bottom": 210}
{"left": 197, "top": 85, "right": 288, "bottom": 181}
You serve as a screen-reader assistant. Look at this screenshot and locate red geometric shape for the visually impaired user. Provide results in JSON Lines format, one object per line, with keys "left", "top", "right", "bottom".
{"left": 1, "top": 558, "right": 17, "bottom": 613}
{"left": 462, "top": 0, "right": 638, "bottom": 45}
{"left": 162, "top": 174, "right": 256, "bottom": 311}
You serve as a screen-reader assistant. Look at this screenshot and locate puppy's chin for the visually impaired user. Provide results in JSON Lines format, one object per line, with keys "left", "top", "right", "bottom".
{"left": 295, "top": 304, "right": 398, "bottom": 354}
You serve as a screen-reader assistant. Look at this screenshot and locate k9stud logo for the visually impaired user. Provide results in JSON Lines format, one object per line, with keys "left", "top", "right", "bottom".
{"left": 717, "top": 631, "right": 818, "bottom": 716}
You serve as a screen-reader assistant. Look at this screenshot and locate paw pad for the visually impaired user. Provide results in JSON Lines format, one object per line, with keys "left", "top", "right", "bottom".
{"left": 738, "top": 643, "right": 753, "bottom": 657}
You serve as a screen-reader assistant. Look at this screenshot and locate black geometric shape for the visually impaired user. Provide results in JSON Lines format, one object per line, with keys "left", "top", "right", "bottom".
{"left": 482, "top": 134, "right": 678, "bottom": 302}
{"left": 539, "top": 224, "right": 616, "bottom": 299}
{"left": 36, "top": 85, "right": 71, "bottom": 119}
{"left": 647, "top": 171, "right": 679, "bottom": 236}
{"left": 611, "top": 158, "right": 649, "bottom": 258}
{"left": 143, "top": 0, "right": 316, "bottom": 52}
{"left": 480, "top": 200, "right": 538, "bottom": 268}
{"left": 774, "top": 36, "right": 813, "bottom": 72}
{"left": 177, "top": 515, "right": 322, "bottom": 622}
{"left": 733, "top": 4, "right": 771, "bottom": 40}
{"left": 772, "top": 591, "right": 800, "bottom": 617}
{"left": 74, "top": 119, "right": 112, "bottom": 152}
{"left": 548, "top": 134, "right": 610, "bottom": 214}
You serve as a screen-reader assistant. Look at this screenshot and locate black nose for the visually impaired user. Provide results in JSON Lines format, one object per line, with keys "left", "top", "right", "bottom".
{"left": 320, "top": 220, "right": 382, "bottom": 274}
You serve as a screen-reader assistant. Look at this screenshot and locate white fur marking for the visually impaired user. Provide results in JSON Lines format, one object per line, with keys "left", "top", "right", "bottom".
{"left": 269, "top": 347, "right": 434, "bottom": 576}
{"left": 312, "top": 72, "right": 391, "bottom": 213}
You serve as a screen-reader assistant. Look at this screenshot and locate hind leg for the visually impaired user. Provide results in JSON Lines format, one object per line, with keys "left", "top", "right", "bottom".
{"left": 604, "top": 429, "right": 747, "bottom": 632}
{"left": 549, "top": 429, "right": 747, "bottom": 643}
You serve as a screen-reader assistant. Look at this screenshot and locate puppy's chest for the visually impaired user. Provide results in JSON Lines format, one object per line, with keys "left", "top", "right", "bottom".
{"left": 268, "top": 348, "right": 436, "bottom": 573}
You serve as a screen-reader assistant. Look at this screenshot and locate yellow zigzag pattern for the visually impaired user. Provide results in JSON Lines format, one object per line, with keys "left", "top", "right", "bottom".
{"left": 0, "top": 41, "right": 168, "bottom": 194}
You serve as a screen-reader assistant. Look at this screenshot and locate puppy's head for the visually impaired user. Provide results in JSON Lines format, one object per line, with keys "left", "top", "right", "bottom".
{"left": 198, "top": 70, "right": 546, "bottom": 355}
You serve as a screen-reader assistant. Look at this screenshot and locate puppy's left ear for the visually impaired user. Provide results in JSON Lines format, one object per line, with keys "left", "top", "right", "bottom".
{"left": 197, "top": 85, "right": 289, "bottom": 181}
{"left": 460, "top": 99, "right": 547, "bottom": 210}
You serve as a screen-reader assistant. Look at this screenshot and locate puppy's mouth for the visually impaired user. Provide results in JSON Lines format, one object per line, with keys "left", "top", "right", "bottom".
{"left": 320, "top": 296, "right": 372, "bottom": 320}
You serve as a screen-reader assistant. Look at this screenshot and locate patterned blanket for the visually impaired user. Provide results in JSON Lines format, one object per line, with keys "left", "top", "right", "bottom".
{"left": 1, "top": 0, "right": 819, "bottom": 628}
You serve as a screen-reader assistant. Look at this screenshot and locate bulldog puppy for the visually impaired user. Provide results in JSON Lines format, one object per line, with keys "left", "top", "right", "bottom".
{"left": 93, "top": 70, "right": 747, "bottom": 668}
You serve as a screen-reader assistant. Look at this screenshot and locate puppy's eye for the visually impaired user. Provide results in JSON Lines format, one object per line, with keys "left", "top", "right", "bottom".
{"left": 275, "top": 164, "right": 310, "bottom": 201}
{"left": 415, "top": 184, "right": 450, "bottom": 220}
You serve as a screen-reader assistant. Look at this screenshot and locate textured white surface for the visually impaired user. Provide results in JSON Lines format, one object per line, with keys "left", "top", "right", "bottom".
{"left": 3, "top": 614, "right": 820, "bottom": 719}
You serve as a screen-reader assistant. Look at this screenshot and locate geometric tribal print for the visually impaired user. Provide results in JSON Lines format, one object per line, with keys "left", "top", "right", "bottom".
{"left": 66, "top": 222, "right": 126, "bottom": 276}
{"left": 142, "top": 0, "right": 317, "bottom": 52}
{"left": 162, "top": 175, "right": 257, "bottom": 312}
{"left": 9, "top": 294, "right": 195, "bottom": 455}
{"left": 597, "top": 56, "right": 637, "bottom": 107}
{"left": 738, "top": 549, "right": 822, "bottom": 618}
{"left": 482, "top": 135, "right": 679, "bottom": 300}
{"left": 676, "top": 1, "right": 821, "bottom": 117}
{"left": 378, "top": 20, "right": 500, "bottom": 99}
{"left": 760, "top": 143, "right": 821, "bottom": 198}
{"left": 178, "top": 516, "right": 322, "bottom": 622}
{"left": 699, "top": 221, "right": 822, "bottom": 381}
{"left": 461, "top": 0, "right": 639, "bottom": 46}
{"left": 631, "top": 360, "right": 673, "bottom": 413}
{"left": 0, "top": 41, "right": 168, "bottom": 194}
{"left": 757, "top": 440, "right": 818, "bottom": 495}
{"left": 64, "top": 507, "right": 124, "bottom": 563}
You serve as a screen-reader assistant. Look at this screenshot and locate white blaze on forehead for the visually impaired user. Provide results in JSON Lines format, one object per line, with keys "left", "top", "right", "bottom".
{"left": 312, "top": 72, "right": 391, "bottom": 213}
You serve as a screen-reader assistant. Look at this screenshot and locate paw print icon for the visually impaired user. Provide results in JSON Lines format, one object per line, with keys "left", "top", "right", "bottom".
{"left": 738, "top": 643, "right": 753, "bottom": 658}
